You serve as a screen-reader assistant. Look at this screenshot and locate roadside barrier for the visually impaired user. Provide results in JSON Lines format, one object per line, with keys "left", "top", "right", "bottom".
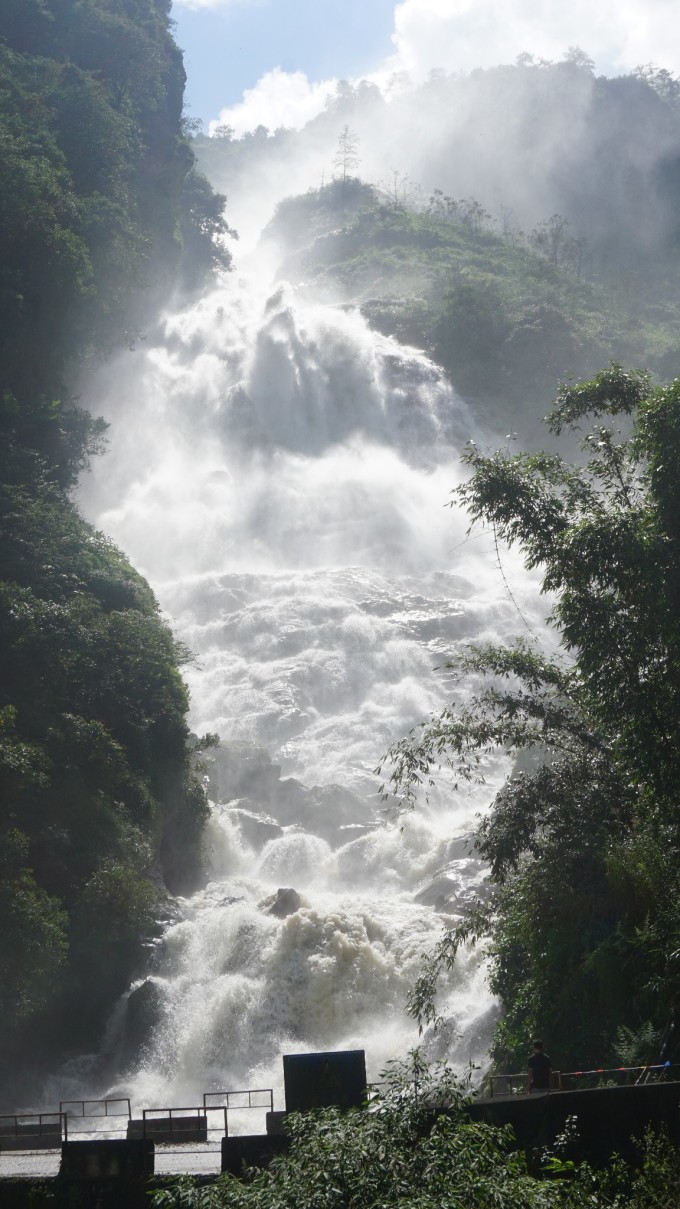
{"left": 60, "top": 1098, "right": 131, "bottom": 1138}
{"left": 488, "top": 1062, "right": 680, "bottom": 1096}
{"left": 0, "top": 1112, "right": 65, "bottom": 1150}
{"left": 202, "top": 1088, "right": 273, "bottom": 1135}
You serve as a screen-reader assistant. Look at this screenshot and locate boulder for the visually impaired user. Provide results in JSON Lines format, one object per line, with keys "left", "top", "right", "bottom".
{"left": 119, "top": 979, "right": 164, "bottom": 1068}
{"left": 228, "top": 803, "right": 283, "bottom": 848}
{"left": 260, "top": 888, "right": 302, "bottom": 918}
{"left": 272, "top": 780, "right": 369, "bottom": 838}
{"left": 202, "top": 741, "right": 281, "bottom": 805}
{"left": 414, "top": 874, "right": 461, "bottom": 913}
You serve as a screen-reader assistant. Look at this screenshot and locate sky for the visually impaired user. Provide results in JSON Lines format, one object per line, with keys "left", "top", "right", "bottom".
{"left": 171, "top": 0, "right": 680, "bottom": 133}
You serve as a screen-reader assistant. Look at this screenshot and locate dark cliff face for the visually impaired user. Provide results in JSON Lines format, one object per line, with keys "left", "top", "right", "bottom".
{"left": 0, "top": 0, "right": 190, "bottom": 405}
{"left": 0, "top": 0, "right": 227, "bottom": 1085}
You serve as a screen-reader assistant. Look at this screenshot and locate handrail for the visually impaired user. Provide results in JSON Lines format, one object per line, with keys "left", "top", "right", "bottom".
{"left": 0, "top": 1112, "right": 66, "bottom": 1144}
{"left": 560, "top": 1062, "right": 678, "bottom": 1086}
{"left": 202, "top": 1089, "right": 274, "bottom": 1135}
{"left": 202, "top": 1088, "right": 273, "bottom": 1112}
{"left": 60, "top": 1098, "right": 131, "bottom": 1118}
{"left": 488, "top": 1062, "right": 680, "bottom": 1096}
{"left": 488, "top": 1072, "right": 562, "bottom": 1096}
{"left": 142, "top": 1105, "right": 226, "bottom": 1140}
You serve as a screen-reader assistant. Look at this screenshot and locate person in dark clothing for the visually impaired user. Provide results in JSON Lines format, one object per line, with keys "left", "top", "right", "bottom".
{"left": 527, "top": 1039, "right": 552, "bottom": 1092}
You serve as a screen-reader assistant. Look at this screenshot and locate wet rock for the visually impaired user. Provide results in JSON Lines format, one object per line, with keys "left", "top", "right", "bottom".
{"left": 443, "top": 833, "right": 476, "bottom": 861}
{"left": 202, "top": 740, "right": 282, "bottom": 805}
{"left": 260, "top": 887, "right": 302, "bottom": 918}
{"left": 228, "top": 803, "right": 283, "bottom": 848}
{"left": 119, "top": 979, "right": 163, "bottom": 1068}
{"left": 272, "top": 780, "right": 370, "bottom": 838}
{"left": 456, "top": 880, "right": 494, "bottom": 908}
{"left": 414, "top": 874, "right": 461, "bottom": 913}
{"left": 414, "top": 863, "right": 492, "bottom": 916}
{"left": 202, "top": 742, "right": 373, "bottom": 844}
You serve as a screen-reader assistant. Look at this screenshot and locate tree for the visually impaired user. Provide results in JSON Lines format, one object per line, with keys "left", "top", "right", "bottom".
{"left": 382, "top": 365, "right": 680, "bottom": 1069}
{"left": 380, "top": 169, "right": 420, "bottom": 210}
{"left": 0, "top": 829, "right": 68, "bottom": 1021}
{"left": 434, "top": 281, "right": 509, "bottom": 395}
{"left": 560, "top": 47, "right": 595, "bottom": 74}
{"left": 179, "top": 167, "right": 235, "bottom": 290}
{"left": 333, "top": 124, "right": 360, "bottom": 183}
{"left": 530, "top": 214, "right": 572, "bottom": 267}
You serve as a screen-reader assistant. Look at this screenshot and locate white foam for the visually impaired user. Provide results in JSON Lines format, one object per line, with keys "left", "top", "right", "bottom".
{"left": 71, "top": 272, "right": 543, "bottom": 1111}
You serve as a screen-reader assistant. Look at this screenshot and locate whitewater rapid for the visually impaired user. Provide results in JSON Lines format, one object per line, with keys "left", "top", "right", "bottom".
{"left": 73, "top": 271, "right": 541, "bottom": 1119}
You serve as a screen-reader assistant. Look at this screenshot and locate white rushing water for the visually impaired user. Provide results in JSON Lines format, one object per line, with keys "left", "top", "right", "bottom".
{"left": 72, "top": 265, "right": 542, "bottom": 1118}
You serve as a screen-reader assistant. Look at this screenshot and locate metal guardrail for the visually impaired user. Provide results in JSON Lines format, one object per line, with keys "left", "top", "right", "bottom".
{"left": 141, "top": 1106, "right": 226, "bottom": 1142}
{"left": 202, "top": 1089, "right": 273, "bottom": 1135}
{"left": 489, "top": 1062, "right": 680, "bottom": 1096}
{"left": 202, "top": 1088, "right": 273, "bottom": 1112}
{"left": 59, "top": 1098, "right": 131, "bottom": 1137}
{"left": 1, "top": 1088, "right": 272, "bottom": 1155}
{"left": 489, "top": 1072, "right": 561, "bottom": 1096}
{"left": 0, "top": 1112, "right": 66, "bottom": 1147}
{"left": 559, "top": 1062, "right": 680, "bottom": 1089}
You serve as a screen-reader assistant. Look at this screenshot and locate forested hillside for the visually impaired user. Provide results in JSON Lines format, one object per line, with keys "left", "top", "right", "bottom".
{"left": 0, "top": 0, "right": 230, "bottom": 1088}
{"left": 197, "top": 58, "right": 680, "bottom": 433}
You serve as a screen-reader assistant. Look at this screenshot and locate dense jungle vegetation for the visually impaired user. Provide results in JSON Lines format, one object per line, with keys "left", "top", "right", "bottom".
{"left": 381, "top": 365, "right": 680, "bottom": 1080}
{"left": 0, "top": 0, "right": 230, "bottom": 1088}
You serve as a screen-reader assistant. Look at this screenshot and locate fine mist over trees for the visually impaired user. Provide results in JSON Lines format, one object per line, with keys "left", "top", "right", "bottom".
{"left": 198, "top": 53, "right": 680, "bottom": 262}
{"left": 196, "top": 56, "right": 680, "bottom": 432}
{"left": 0, "top": 0, "right": 231, "bottom": 1090}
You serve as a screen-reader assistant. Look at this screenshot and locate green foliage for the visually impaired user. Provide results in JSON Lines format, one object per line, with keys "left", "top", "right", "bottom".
{"left": 211, "top": 57, "right": 680, "bottom": 430}
{"left": 257, "top": 181, "right": 633, "bottom": 425}
{"left": 613, "top": 1022, "right": 658, "bottom": 1067}
{"left": 383, "top": 367, "right": 680, "bottom": 1071}
{"left": 0, "top": 448, "right": 209, "bottom": 1055}
{"left": 0, "top": 388, "right": 108, "bottom": 489}
{"left": 150, "top": 1056, "right": 592, "bottom": 1209}
{"left": 179, "top": 168, "right": 234, "bottom": 290}
{"left": 0, "top": 0, "right": 224, "bottom": 1073}
{"left": 0, "top": 829, "right": 68, "bottom": 1021}
{"left": 0, "top": 0, "right": 230, "bottom": 417}
{"left": 626, "top": 1127, "right": 680, "bottom": 1207}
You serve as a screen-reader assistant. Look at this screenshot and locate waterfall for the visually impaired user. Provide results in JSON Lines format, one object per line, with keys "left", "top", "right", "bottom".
{"left": 74, "top": 265, "right": 541, "bottom": 1117}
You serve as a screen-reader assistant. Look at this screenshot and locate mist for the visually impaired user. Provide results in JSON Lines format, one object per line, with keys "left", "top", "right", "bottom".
{"left": 197, "top": 57, "right": 680, "bottom": 263}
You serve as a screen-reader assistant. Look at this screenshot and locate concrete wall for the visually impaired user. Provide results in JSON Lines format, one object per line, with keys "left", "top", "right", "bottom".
{"left": 467, "top": 1082, "right": 680, "bottom": 1161}
{"left": 60, "top": 1138, "right": 154, "bottom": 1179}
{"left": 221, "top": 1133, "right": 289, "bottom": 1176}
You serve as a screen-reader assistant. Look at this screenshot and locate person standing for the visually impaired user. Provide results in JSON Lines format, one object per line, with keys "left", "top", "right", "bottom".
{"left": 527, "top": 1039, "right": 552, "bottom": 1093}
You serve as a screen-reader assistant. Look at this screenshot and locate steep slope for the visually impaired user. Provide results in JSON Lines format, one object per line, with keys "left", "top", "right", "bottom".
{"left": 196, "top": 60, "right": 680, "bottom": 431}
{"left": 0, "top": 0, "right": 229, "bottom": 1088}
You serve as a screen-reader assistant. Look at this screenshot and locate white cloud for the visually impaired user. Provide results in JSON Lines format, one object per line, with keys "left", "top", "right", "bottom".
{"left": 204, "top": 0, "right": 680, "bottom": 136}
{"left": 175, "top": 0, "right": 254, "bottom": 10}
{"left": 209, "top": 68, "right": 337, "bottom": 137}
{"left": 390, "top": 0, "right": 680, "bottom": 79}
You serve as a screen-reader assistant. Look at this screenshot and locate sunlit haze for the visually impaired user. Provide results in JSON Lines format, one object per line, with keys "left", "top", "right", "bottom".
{"left": 172, "top": 0, "right": 680, "bottom": 128}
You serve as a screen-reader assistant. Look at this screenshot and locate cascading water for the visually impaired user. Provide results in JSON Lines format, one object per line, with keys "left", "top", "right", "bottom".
{"left": 72, "top": 263, "right": 542, "bottom": 1119}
